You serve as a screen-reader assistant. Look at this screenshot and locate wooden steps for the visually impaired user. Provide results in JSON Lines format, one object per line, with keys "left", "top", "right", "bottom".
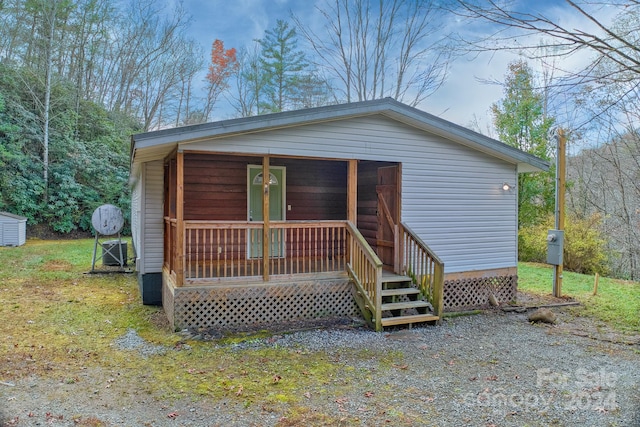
{"left": 381, "top": 313, "right": 439, "bottom": 327}
{"left": 381, "top": 300, "right": 431, "bottom": 311}
{"left": 381, "top": 287, "right": 420, "bottom": 297}
{"left": 379, "top": 272, "right": 438, "bottom": 329}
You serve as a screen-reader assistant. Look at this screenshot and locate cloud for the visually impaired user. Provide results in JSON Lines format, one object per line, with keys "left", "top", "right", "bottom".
{"left": 180, "top": 0, "right": 623, "bottom": 132}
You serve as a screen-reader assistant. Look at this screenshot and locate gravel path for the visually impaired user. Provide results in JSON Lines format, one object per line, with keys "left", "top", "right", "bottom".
{"left": 2, "top": 309, "right": 639, "bottom": 426}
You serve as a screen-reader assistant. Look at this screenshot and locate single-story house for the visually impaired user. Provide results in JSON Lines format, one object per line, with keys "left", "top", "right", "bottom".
{"left": 0, "top": 212, "right": 27, "bottom": 247}
{"left": 130, "top": 98, "right": 548, "bottom": 331}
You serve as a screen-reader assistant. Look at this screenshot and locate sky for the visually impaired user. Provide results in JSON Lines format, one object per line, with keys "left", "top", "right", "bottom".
{"left": 176, "top": 0, "right": 617, "bottom": 133}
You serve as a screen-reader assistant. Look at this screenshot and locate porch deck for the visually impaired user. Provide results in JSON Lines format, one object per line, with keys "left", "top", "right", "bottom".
{"left": 164, "top": 218, "right": 444, "bottom": 331}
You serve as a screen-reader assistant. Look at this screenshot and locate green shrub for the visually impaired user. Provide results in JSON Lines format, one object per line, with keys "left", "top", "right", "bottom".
{"left": 518, "top": 214, "right": 609, "bottom": 276}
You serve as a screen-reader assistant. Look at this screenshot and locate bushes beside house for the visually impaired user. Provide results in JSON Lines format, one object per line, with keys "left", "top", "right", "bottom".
{"left": 519, "top": 214, "right": 609, "bottom": 276}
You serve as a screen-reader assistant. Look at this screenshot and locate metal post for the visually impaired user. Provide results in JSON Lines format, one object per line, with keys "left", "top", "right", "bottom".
{"left": 91, "top": 234, "right": 99, "bottom": 273}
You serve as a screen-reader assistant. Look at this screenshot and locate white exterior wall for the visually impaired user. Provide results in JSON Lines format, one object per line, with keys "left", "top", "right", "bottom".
{"left": 130, "top": 170, "right": 142, "bottom": 269}
{"left": 184, "top": 115, "right": 518, "bottom": 273}
{"left": 19, "top": 219, "right": 26, "bottom": 245}
{"left": 144, "top": 161, "right": 165, "bottom": 273}
{"left": 133, "top": 161, "right": 164, "bottom": 274}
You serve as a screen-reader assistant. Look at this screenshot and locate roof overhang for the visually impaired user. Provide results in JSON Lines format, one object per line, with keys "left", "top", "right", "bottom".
{"left": 130, "top": 98, "right": 549, "bottom": 175}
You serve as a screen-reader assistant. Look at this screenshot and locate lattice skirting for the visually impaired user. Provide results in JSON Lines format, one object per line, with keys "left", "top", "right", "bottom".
{"left": 164, "top": 279, "right": 359, "bottom": 331}
{"left": 444, "top": 275, "right": 517, "bottom": 312}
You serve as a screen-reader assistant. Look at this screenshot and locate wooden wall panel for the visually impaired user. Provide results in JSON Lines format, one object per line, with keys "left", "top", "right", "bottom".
{"left": 278, "top": 159, "right": 347, "bottom": 221}
{"left": 357, "top": 161, "right": 379, "bottom": 248}
{"left": 183, "top": 154, "right": 255, "bottom": 220}
{"left": 183, "top": 154, "right": 348, "bottom": 221}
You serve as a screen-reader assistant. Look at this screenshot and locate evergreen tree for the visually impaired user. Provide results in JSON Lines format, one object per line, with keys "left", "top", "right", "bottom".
{"left": 258, "top": 20, "right": 308, "bottom": 113}
{"left": 492, "top": 60, "right": 556, "bottom": 228}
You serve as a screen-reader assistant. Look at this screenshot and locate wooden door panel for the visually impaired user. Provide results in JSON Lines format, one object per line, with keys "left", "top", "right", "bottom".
{"left": 376, "top": 165, "right": 398, "bottom": 268}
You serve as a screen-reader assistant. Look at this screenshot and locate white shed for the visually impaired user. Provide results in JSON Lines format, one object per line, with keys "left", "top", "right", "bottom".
{"left": 0, "top": 212, "right": 27, "bottom": 246}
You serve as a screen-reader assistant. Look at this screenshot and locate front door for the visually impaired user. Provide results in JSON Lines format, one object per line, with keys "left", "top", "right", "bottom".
{"left": 248, "top": 165, "right": 285, "bottom": 258}
{"left": 376, "top": 165, "right": 399, "bottom": 269}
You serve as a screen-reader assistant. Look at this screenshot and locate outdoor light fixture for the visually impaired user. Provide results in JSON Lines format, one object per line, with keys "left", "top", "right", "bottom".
{"left": 502, "top": 182, "right": 513, "bottom": 191}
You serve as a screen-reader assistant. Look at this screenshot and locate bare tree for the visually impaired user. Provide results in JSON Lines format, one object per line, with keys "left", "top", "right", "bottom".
{"left": 173, "top": 41, "right": 204, "bottom": 127}
{"left": 568, "top": 128, "right": 640, "bottom": 279}
{"left": 294, "top": 0, "right": 451, "bottom": 106}
{"left": 455, "top": 1, "right": 640, "bottom": 279}
{"left": 452, "top": 1, "right": 640, "bottom": 117}
{"left": 230, "top": 44, "right": 268, "bottom": 117}
{"left": 15, "top": 0, "right": 73, "bottom": 196}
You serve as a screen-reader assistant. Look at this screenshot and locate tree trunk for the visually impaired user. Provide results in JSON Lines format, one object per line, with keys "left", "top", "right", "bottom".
{"left": 42, "top": 1, "right": 57, "bottom": 201}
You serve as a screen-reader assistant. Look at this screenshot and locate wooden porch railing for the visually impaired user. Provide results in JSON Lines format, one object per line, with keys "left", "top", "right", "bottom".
{"left": 345, "top": 221, "right": 384, "bottom": 330}
{"left": 163, "top": 217, "right": 443, "bottom": 329}
{"left": 399, "top": 222, "right": 445, "bottom": 318}
{"left": 171, "top": 220, "right": 347, "bottom": 282}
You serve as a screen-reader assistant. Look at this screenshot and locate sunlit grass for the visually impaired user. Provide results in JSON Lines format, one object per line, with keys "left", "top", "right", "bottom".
{"left": 518, "top": 262, "right": 640, "bottom": 333}
{"left": 0, "top": 239, "right": 167, "bottom": 377}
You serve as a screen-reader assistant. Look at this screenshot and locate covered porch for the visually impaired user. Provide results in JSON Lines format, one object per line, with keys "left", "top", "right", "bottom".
{"left": 162, "top": 151, "right": 444, "bottom": 331}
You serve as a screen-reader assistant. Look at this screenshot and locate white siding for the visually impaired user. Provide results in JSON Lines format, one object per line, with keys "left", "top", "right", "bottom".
{"left": 184, "top": 115, "right": 518, "bottom": 273}
{"left": 0, "top": 214, "right": 26, "bottom": 246}
{"left": 1, "top": 223, "right": 17, "bottom": 246}
{"left": 141, "top": 161, "right": 164, "bottom": 273}
{"left": 130, "top": 170, "right": 142, "bottom": 269}
{"left": 19, "top": 221, "right": 25, "bottom": 245}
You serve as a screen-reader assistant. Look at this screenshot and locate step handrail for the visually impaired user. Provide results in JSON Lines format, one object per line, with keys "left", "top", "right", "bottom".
{"left": 399, "top": 222, "right": 445, "bottom": 319}
{"left": 345, "top": 221, "right": 384, "bottom": 331}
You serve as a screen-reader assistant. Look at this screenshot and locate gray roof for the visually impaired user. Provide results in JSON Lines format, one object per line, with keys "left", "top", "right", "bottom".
{"left": 0, "top": 212, "right": 27, "bottom": 221}
{"left": 131, "top": 98, "right": 549, "bottom": 173}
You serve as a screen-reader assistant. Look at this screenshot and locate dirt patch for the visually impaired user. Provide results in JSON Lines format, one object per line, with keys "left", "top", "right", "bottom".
{"left": 514, "top": 290, "right": 640, "bottom": 346}
{"left": 514, "top": 290, "right": 575, "bottom": 306}
{"left": 27, "top": 224, "right": 93, "bottom": 240}
{"left": 41, "top": 260, "right": 73, "bottom": 272}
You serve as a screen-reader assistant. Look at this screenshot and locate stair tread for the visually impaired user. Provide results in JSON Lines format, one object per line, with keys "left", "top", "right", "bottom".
{"left": 381, "top": 274, "right": 412, "bottom": 283}
{"left": 381, "top": 287, "right": 420, "bottom": 297}
{"left": 381, "top": 300, "right": 432, "bottom": 311}
{"left": 381, "top": 314, "right": 439, "bottom": 327}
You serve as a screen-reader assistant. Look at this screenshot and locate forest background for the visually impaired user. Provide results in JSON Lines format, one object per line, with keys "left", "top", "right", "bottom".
{"left": 0, "top": 0, "right": 638, "bottom": 280}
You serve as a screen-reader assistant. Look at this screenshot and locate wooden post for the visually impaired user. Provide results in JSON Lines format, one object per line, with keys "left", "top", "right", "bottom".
{"left": 374, "top": 266, "right": 383, "bottom": 331}
{"left": 394, "top": 164, "right": 402, "bottom": 273}
{"left": 262, "top": 157, "right": 270, "bottom": 282}
{"left": 347, "top": 159, "right": 357, "bottom": 224}
{"left": 553, "top": 129, "right": 566, "bottom": 297}
{"left": 175, "top": 151, "right": 184, "bottom": 287}
{"left": 397, "top": 224, "right": 404, "bottom": 275}
{"left": 346, "top": 160, "right": 357, "bottom": 268}
{"left": 593, "top": 273, "right": 600, "bottom": 296}
{"left": 432, "top": 262, "right": 445, "bottom": 320}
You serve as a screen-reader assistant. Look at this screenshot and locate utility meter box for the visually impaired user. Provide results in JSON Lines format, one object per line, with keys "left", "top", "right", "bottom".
{"left": 546, "top": 230, "right": 564, "bottom": 265}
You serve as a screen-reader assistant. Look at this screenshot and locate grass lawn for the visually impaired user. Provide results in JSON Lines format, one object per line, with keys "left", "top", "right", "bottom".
{"left": 0, "top": 239, "right": 395, "bottom": 424}
{"left": 518, "top": 262, "right": 640, "bottom": 333}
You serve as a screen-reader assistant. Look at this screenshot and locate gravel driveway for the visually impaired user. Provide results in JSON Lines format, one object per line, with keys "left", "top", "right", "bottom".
{"left": 2, "top": 309, "right": 639, "bottom": 426}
